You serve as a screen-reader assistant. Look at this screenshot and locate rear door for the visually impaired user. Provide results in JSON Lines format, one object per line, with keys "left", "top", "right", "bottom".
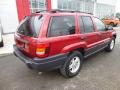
{"left": 78, "top": 15, "right": 100, "bottom": 56}
{"left": 46, "top": 14, "right": 80, "bottom": 56}
{"left": 94, "top": 18, "right": 111, "bottom": 46}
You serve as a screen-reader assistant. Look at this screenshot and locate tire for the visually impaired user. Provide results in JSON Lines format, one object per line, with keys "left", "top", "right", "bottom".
{"left": 110, "top": 22, "right": 114, "bottom": 27}
{"left": 0, "top": 40, "right": 4, "bottom": 47}
{"left": 60, "top": 51, "right": 83, "bottom": 78}
{"left": 114, "top": 24, "right": 118, "bottom": 27}
{"left": 105, "top": 38, "right": 115, "bottom": 52}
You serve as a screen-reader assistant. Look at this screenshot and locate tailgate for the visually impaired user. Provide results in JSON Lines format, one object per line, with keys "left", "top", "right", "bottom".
{"left": 14, "top": 33, "right": 37, "bottom": 58}
{"left": 14, "top": 15, "right": 44, "bottom": 58}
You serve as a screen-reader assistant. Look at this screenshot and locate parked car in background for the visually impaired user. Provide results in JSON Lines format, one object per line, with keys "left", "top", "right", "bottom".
{"left": 0, "top": 22, "right": 4, "bottom": 47}
{"left": 102, "top": 17, "right": 120, "bottom": 27}
{"left": 14, "top": 10, "right": 116, "bottom": 78}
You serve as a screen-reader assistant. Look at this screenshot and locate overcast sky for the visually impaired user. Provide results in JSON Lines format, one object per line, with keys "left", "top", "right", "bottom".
{"left": 116, "top": 0, "right": 120, "bottom": 12}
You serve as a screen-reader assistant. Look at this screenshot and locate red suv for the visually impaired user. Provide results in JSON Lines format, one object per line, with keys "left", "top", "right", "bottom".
{"left": 14, "top": 10, "right": 116, "bottom": 78}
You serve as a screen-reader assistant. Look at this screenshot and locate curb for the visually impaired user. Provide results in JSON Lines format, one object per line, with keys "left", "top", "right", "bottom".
{"left": 0, "top": 53, "right": 13, "bottom": 58}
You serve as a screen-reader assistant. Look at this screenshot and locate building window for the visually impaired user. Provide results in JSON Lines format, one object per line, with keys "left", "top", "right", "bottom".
{"left": 57, "top": 0, "right": 94, "bottom": 13}
{"left": 85, "top": 0, "right": 94, "bottom": 13}
{"left": 96, "top": 3, "right": 115, "bottom": 19}
{"left": 29, "top": 0, "right": 46, "bottom": 13}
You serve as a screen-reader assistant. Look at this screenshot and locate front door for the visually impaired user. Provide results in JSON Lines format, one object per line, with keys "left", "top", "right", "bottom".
{"left": 94, "top": 18, "right": 111, "bottom": 47}
{"left": 78, "top": 15, "right": 100, "bottom": 57}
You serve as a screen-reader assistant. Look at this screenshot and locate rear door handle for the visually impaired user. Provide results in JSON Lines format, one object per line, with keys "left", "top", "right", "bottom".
{"left": 80, "top": 36, "right": 87, "bottom": 40}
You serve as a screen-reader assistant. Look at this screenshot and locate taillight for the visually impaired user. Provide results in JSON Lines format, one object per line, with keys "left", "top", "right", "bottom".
{"left": 36, "top": 43, "right": 50, "bottom": 58}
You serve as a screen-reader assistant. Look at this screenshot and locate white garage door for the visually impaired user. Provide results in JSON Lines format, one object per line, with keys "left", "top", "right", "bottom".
{"left": 0, "top": 0, "right": 19, "bottom": 33}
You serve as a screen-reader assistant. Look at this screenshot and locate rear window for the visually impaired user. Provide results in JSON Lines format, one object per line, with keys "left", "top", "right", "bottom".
{"left": 17, "top": 15, "right": 43, "bottom": 37}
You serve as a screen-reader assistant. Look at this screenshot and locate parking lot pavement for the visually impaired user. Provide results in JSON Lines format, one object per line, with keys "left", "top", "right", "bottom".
{"left": 0, "top": 27, "right": 120, "bottom": 90}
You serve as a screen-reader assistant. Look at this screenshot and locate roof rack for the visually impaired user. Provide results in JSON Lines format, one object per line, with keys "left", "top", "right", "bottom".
{"left": 51, "top": 9, "right": 93, "bottom": 14}
{"left": 51, "top": 9, "right": 75, "bottom": 13}
{"left": 35, "top": 10, "right": 47, "bottom": 13}
{"left": 35, "top": 9, "right": 93, "bottom": 15}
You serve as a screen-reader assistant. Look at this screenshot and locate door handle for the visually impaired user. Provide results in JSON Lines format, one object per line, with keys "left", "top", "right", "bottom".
{"left": 96, "top": 33, "right": 101, "bottom": 36}
{"left": 80, "top": 36, "right": 87, "bottom": 40}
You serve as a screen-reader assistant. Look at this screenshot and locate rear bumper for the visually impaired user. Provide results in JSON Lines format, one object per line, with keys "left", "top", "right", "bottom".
{"left": 13, "top": 45, "right": 68, "bottom": 71}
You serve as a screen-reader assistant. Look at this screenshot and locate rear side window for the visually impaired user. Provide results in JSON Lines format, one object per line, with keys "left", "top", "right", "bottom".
{"left": 17, "top": 15, "right": 43, "bottom": 37}
{"left": 81, "top": 16, "right": 94, "bottom": 33}
{"left": 48, "top": 16, "right": 75, "bottom": 37}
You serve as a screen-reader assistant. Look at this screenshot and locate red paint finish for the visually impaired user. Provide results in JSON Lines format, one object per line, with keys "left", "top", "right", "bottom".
{"left": 14, "top": 12, "right": 116, "bottom": 58}
{"left": 16, "top": 0, "right": 30, "bottom": 22}
{"left": 46, "top": 0, "right": 52, "bottom": 11}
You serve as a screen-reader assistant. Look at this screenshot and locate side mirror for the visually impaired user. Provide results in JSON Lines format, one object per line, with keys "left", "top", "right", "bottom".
{"left": 106, "top": 25, "right": 113, "bottom": 30}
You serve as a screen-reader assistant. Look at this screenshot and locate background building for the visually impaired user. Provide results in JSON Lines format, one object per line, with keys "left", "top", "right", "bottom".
{"left": 49, "top": 0, "right": 116, "bottom": 19}
{"left": 0, "top": 0, "right": 117, "bottom": 34}
{"left": 96, "top": 0, "right": 116, "bottom": 19}
{"left": 57, "top": 0, "right": 95, "bottom": 14}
